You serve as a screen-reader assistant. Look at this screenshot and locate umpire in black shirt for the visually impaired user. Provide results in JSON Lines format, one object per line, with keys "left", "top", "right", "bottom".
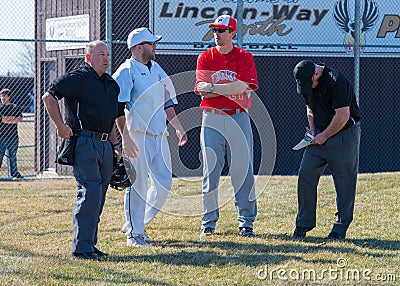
{"left": 291, "top": 60, "right": 361, "bottom": 241}
{"left": 42, "top": 40, "right": 123, "bottom": 260}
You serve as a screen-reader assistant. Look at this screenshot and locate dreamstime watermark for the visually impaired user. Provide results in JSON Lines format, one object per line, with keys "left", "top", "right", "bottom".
{"left": 257, "top": 258, "right": 397, "bottom": 283}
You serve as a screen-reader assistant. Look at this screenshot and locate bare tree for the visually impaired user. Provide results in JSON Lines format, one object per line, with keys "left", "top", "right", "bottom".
{"left": 11, "top": 41, "right": 35, "bottom": 77}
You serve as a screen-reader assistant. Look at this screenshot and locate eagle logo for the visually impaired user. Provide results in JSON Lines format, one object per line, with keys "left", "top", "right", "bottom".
{"left": 333, "top": 0, "right": 379, "bottom": 52}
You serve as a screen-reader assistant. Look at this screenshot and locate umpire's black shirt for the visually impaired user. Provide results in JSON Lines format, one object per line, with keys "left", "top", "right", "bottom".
{"left": 304, "top": 64, "right": 361, "bottom": 132}
{"left": 47, "top": 63, "right": 121, "bottom": 133}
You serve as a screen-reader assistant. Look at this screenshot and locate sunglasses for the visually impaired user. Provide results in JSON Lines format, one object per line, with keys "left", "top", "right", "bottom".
{"left": 212, "top": 28, "right": 231, "bottom": 33}
{"left": 140, "top": 42, "right": 156, "bottom": 46}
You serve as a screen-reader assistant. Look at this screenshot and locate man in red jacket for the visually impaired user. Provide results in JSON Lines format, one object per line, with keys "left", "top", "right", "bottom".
{"left": 195, "top": 15, "right": 259, "bottom": 238}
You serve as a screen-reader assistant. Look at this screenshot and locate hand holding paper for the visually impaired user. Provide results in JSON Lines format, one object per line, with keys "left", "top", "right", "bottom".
{"left": 292, "top": 132, "right": 314, "bottom": 150}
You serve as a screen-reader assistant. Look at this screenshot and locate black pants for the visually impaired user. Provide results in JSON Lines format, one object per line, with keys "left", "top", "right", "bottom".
{"left": 295, "top": 123, "right": 361, "bottom": 235}
{"left": 71, "top": 135, "right": 113, "bottom": 254}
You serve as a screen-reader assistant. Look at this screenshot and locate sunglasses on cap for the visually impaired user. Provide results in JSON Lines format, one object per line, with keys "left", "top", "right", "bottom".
{"left": 212, "top": 28, "right": 232, "bottom": 33}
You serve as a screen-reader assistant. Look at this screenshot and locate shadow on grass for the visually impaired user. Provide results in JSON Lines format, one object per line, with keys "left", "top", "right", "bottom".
{"left": 109, "top": 250, "right": 294, "bottom": 267}
{"left": 345, "top": 237, "right": 400, "bottom": 250}
{"left": 274, "top": 234, "right": 400, "bottom": 251}
{"left": 1, "top": 245, "right": 175, "bottom": 286}
{"left": 106, "top": 235, "right": 399, "bottom": 266}
{"left": 2, "top": 235, "right": 399, "bottom": 286}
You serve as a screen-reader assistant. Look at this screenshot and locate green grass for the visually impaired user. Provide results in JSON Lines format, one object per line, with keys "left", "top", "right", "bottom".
{"left": 0, "top": 173, "right": 399, "bottom": 285}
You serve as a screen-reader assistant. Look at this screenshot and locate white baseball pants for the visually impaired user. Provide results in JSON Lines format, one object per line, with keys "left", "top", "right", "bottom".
{"left": 124, "top": 131, "right": 172, "bottom": 237}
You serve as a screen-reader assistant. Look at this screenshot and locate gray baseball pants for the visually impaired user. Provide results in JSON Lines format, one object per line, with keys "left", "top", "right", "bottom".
{"left": 200, "top": 111, "right": 257, "bottom": 230}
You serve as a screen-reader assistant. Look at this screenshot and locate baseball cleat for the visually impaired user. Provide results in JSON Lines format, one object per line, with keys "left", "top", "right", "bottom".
{"left": 127, "top": 236, "right": 151, "bottom": 247}
{"left": 200, "top": 227, "right": 214, "bottom": 238}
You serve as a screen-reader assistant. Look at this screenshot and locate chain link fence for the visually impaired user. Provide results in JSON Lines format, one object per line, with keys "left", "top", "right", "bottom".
{"left": 0, "top": 0, "right": 35, "bottom": 180}
{"left": 1, "top": 0, "right": 400, "bottom": 180}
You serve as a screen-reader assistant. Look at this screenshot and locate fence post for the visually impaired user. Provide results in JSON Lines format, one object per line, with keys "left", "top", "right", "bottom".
{"left": 353, "top": 0, "right": 361, "bottom": 105}
{"left": 236, "top": 0, "right": 243, "bottom": 48}
{"left": 105, "top": 0, "right": 112, "bottom": 74}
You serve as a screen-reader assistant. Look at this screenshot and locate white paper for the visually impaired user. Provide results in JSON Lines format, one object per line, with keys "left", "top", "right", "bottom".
{"left": 292, "top": 133, "right": 314, "bottom": 150}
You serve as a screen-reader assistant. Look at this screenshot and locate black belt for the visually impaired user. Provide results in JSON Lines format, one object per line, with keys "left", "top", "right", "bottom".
{"left": 76, "top": 129, "right": 110, "bottom": 141}
{"left": 343, "top": 120, "right": 361, "bottom": 130}
{"left": 316, "top": 121, "right": 360, "bottom": 134}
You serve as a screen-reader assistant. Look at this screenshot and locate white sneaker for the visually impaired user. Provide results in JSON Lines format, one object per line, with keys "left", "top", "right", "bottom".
{"left": 127, "top": 236, "right": 151, "bottom": 247}
{"left": 143, "top": 230, "right": 153, "bottom": 243}
{"left": 122, "top": 225, "right": 152, "bottom": 242}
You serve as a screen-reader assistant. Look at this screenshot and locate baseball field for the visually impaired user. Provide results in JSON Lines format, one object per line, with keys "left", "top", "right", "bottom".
{"left": 0, "top": 173, "right": 399, "bottom": 285}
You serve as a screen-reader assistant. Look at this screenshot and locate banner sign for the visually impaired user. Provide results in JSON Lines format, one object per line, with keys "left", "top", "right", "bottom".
{"left": 152, "top": 0, "right": 400, "bottom": 55}
{"left": 46, "top": 14, "right": 90, "bottom": 51}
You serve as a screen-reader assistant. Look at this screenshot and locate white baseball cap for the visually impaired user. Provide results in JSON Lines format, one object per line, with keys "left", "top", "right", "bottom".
{"left": 127, "top": 28, "right": 162, "bottom": 49}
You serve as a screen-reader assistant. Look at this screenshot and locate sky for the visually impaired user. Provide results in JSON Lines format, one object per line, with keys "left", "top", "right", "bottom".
{"left": 0, "top": 0, "right": 34, "bottom": 76}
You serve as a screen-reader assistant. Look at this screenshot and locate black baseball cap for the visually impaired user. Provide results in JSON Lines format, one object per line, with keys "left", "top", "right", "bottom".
{"left": 293, "top": 60, "right": 315, "bottom": 95}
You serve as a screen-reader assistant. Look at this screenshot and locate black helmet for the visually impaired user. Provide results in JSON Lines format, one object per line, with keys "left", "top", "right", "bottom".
{"left": 109, "top": 157, "right": 133, "bottom": 191}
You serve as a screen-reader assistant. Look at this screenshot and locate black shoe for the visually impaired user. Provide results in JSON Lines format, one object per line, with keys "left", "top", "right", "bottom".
{"left": 93, "top": 246, "right": 109, "bottom": 257}
{"left": 290, "top": 226, "right": 311, "bottom": 239}
{"left": 12, "top": 172, "right": 24, "bottom": 181}
{"left": 72, "top": 252, "right": 99, "bottom": 261}
{"left": 326, "top": 231, "right": 346, "bottom": 240}
{"left": 239, "top": 227, "right": 256, "bottom": 237}
{"left": 200, "top": 227, "right": 214, "bottom": 238}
